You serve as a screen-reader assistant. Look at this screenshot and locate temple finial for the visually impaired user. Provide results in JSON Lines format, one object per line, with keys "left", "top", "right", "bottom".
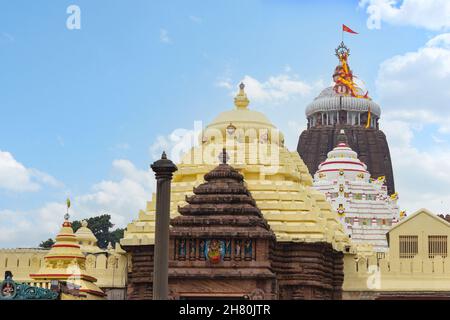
{"left": 218, "top": 148, "right": 229, "bottom": 165}
{"left": 63, "top": 197, "right": 72, "bottom": 227}
{"left": 234, "top": 82, "right": 250, "bottom": 109}
{"left": 222, "top": 148, "right": 227, "bottom": 164}
{"left": 337, "top": 129, "right": 348, "bottom": 146}
{"left": 65, "top": 197, "right": 71, "bottom": 221}
{"left": 161, "top": 151, "right": 167, "bottom": 160}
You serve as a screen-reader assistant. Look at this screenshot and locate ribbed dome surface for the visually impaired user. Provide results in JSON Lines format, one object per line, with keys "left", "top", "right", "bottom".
{"left": 305, "top": 87, "right": 381, "bottom": 117}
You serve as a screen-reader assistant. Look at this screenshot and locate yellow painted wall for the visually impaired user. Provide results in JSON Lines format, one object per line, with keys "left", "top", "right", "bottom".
{"left": 343, "top": 209, "right": 450, "bottom": 296}
{"left": 0, "top": 249, "right": 128, "bottom": 292}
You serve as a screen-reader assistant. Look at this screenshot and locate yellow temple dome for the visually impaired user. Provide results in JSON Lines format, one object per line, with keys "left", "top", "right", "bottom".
{"left": 30, "top": 212, "right": 106, "bottom": 300}
{"left": 75, "top": 220, "right": 103, "bottom": 254}
{"left": 121, "top": 83, "right": 349, "bottom": 251}
{"left": 209, "top": 84, "right": 274, "bottom": 127}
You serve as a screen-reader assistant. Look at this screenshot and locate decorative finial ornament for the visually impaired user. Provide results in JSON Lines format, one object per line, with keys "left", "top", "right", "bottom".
{"left": 226, "top": 123, "right": 236, "bottom": 135}
{"left": 219, "top": 148, "right": 229, "bottom": 164}
{"left": 337, "top": 129, "right": 348, "bottom": 146}
{"left": 335, "top": 41, "right": 350, "bottom": 58}
{"left": 218, "top": 148, "right": 230, "bottom": 164}
{"left": 234, "top": 82, "right": 250, "bottom": 109}
{"left": 65, "top": 198, "right": 71, "bottom": 221}
{"left": 161, "top": 151, "right": 167, "bottom": 160}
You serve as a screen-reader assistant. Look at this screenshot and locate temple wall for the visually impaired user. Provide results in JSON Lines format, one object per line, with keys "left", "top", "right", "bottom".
{"left": 272, "top": 242, "right": 344, "bottom": 300}
{"left": 122, "top": 245, "right": 154, "bottom": 300}
{"left": 0, "top": 249, "right": 128, "bottom": 299}
{"left": 343, "top": 253, "right": 450, "bottom": 297}
{"left": 168, "top": 278, "right": 275, "bottom": 300}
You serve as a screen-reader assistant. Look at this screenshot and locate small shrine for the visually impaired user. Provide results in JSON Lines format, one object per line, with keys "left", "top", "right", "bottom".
{"left": 313, "top": 130, "right": 400, "bottom": 252}
{"left": 168, "top": 149, "right": 276, "bottom": 299}
{"left": 29, "top": 201, "right": 106, "bottom": 300}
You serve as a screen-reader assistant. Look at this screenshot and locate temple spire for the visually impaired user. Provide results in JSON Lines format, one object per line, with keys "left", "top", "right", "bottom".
{"left": 234, "top": 82, "right": 250, "bottom": 109}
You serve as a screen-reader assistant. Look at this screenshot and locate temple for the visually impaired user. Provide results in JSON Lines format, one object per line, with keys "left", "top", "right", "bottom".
{"left": 122, "top": 83, "right": 350, "bottom": 299}
{"left": 297, "top": 42, "right": 395, "bottom": 195}
{"left": 168, "top": 153, "right": 277, "bottom": 299}
{"left": 29, "top": 213, "right": 106, "bottom": 300}
{"left": 2, "top": 41, "right": 450, "bottom": 300}
{"left": 0, "top": 215, "right": 128, "bottom": 299}
{"left": 312, "top": 130, "right": 400, "bottom": 252}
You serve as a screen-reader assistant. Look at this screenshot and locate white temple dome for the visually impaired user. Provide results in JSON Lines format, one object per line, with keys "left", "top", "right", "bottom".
{"left": 305, "top": 86, "right": 381, "bottom": 118}
{"left": 75, "top": 220, "right": 103, "bottom": 254}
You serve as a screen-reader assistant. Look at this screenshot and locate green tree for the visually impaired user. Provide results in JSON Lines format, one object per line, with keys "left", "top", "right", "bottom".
{"left": 38, "top": 214, "right": 125, "bottom": 249}
{"left": 39, "top": 238, "right": 55, "bottom": 249}
{"left": 71, "top": 214, "right": 124, "bottom": 249}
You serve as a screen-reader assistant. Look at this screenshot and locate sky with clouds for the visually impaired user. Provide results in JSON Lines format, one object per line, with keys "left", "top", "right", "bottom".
{"left": 1, "top": 0, "right": 450, "bottom": 247}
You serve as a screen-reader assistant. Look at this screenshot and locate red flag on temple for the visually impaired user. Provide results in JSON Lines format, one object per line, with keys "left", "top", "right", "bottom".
{"left": 342, "top": 24, "right": 358, "bottom": 34}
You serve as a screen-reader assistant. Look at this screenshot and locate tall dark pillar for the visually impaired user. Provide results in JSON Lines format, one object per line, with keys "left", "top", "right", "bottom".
{"left": 151, "top": 151, "right": 177, "bottom": 300}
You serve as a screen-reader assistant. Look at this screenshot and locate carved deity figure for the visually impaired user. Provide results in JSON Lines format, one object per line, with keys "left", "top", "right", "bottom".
{"left": 1, "top": 282, "right": 14, "bottom": 297}
{"left": 199, "top": 240, "right": 206, "bottom": 259}
{"left": 178, "top": 239, "right": 186, "bottom": 259}
{"left": 207, "top": 240, "right": 222, "bottom": 264}
{"left": 235, "top": 240, "right": 242, "bottom": 259}
{"left": 244, "top": 240, "right": 252, "bottom": 260}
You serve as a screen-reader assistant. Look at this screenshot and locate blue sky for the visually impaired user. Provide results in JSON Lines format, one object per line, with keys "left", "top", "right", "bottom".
{"left": 1, "top": 0, "right": 450, "bottom": 247}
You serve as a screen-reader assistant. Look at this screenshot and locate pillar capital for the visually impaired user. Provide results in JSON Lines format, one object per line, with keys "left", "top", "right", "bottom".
{"left": 151, "top": 151, "right": 178, "bottom": 179}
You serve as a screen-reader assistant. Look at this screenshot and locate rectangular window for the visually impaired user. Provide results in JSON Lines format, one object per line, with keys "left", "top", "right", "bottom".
{"left": 399, "top": 235, "right": 418, "bottom": 259}
{"left": 428, "top": 235, "right": 448, "bottom": 258}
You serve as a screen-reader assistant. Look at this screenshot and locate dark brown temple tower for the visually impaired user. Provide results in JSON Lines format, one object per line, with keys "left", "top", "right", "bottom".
{"left": 168, "top": 151, "right": 276, "bottom": 299}
{"left": 297, "top": 42, "right": 395, "bottom": 194}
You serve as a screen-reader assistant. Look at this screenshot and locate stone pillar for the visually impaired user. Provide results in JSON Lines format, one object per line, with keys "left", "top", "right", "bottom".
{"left": 151, "top": 152, "right": 177, "bottom": 300}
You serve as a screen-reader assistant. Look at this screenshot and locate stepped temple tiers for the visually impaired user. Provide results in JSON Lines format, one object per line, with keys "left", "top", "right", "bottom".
{"left": 29, "top": 212, "right": 106, "bottom": 300}
{"left": 121, "top": 83, "right": 350, "bottom": 300}
{"left": 0, "top": 217, "right": 128, "bottom": 300}
{"left": 297, "top": 42, "right": 395, "bottom": 195}
{"left": 313, "top": 130, "right": 400, "bottom": 252}
{"left": 169, "top": 153, "right": 277, "bottom": 299}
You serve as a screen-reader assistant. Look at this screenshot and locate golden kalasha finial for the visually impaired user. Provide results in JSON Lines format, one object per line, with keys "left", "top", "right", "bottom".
{"left": 65, "top": 198, "right": 71, "bottom": 221}
{"left": 63, "top": 197, "right": 72, "bottom": 227}
{"left": 234, "top": 82, "right": 250, "bottom": 109}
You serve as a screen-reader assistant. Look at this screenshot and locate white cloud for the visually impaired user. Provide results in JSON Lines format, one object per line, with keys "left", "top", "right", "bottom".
{"left": 0, "top": 203, "right": 66, "bottom": 248}
{"left": 360, "top": 0, "right": 450, "bottom": 30}
{"left": 374, "top": 33, "right": 450, "bottom": 214}
{"left": 216, "top": 69, "right": 324, "bottom": 150}
{"left": 159, "top": 28, "right": 172, "bottom": 44}
{"left": 0, "top": 158, "right": 156, "bottom": 248}
{"left": 239, "top": 74, "right": 318, "bottom": 105}
{"left": 376, "top": 33, "right": 450, "bottom": 132}
{"left": 381, "top": 117, "right": 450, "bottom": 215}
{"left": 0, "top": 150, "right": 62, "bottom": 192}
{"left": 75, "top": 159, "right": 155, "bottom": 228}
{"left": 149, "top": 123, "right": 202, "bottom": 163}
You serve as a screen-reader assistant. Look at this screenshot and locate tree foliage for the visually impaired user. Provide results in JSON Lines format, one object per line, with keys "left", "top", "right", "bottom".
{"left": 39, "top": 238, "right": 55, "bottom": 249}
{"left": 39, "top": 214, "right": 124, "bottom": 249}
